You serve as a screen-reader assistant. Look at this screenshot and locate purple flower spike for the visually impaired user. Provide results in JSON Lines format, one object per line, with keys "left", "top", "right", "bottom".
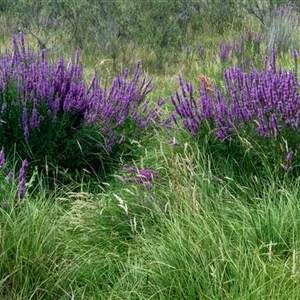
{"left": 7, "top": 171, "right": 13, "bottom": 182}
{"left": 138, "top": 169, "right": 156, "bottom": 181}
{"left": 199, "top": 43, "right": 205, "bottom": 55}
{"left": 169, "top": 138, "right": 179, "bottom": 146}
{"left": 286, "top": 150, "right": 294, "bottom": 162}
{"left": 0, "top": 148, "right": 5, "bottom": 169}
{"left": 118, "top": 135, "right": 126, "bottom": 144}
{"left": 219, "top": 40, "right": 232, "bottom": 60}
{"left": 120, "top": 167, "right": 156, "bottom": 189}
{"left": 283, "top": 148, "right": 294, "bottom": 171}
{"left": 292, "top": 49, "right": 298, "bottom": 59}
{"left": 1, "top": 103, "right": 7, "bottom": 115}
{"left": 123, "top": 167, "right": 136, "bottom": 173}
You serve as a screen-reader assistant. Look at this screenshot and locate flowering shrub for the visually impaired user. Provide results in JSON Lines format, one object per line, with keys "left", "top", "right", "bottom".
{"left": 0, "top": 33, "right": 161, "bottom": 178}
{"left": 170, "top": 50, "right": 300, "bottom": 175}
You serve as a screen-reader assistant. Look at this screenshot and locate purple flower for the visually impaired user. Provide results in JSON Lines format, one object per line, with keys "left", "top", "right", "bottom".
{"left": 7, "top": 171, "right": 13, "bottom": 182}
{"left": 118, "top": 135, "right": 126, "bottom": 144}
{"left": 19, "top": 31, "right": 25, "bottom": 54}
{"left": 219, "top": 40, "right": 231, "bottom": 60}
{"left": 138, "top": 169, "right": 155, "bottom": 181}
{"left": 29, "top": 108, "right": 39, "bottom": 129}
{"left": 157, "top": 98, "right": 165, "bottom": 107}
{"left": 254, "top": 32, "right": 262, "bottom": 44}
{"left": 286, "top": 150, "right": 294, "bottom": 162}
{"left": 0, "top": 148, "right": 5, "bottom": 169}
{"left": 120, "top": 167, "right": 156, "bottom": 189}
{"left": 23, "top": 125, "right": 29, "bottom": 140}
{"left": 292, "top": 49, "right": 298, "bottom": 59}
{"left": 1, "top": 103, "right": 7, "bottom": 115}
{"left": 199, "top": 43, "right": 205, "bottom": 55}
{"left": 169, "top": 49, "right": 300, "bottom": 148}
{"left": 169, "top": 138, "right": 179, "bottom": 146}
{"left": 122, "top": 167, "right": 136, "bottom": 173}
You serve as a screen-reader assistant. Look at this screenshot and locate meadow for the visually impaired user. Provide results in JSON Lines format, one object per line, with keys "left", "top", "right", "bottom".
{"left": 1, "top": 1, "right": 300, "bottom": 299}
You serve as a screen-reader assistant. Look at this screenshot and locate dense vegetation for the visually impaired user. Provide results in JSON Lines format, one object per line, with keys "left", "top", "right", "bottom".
{"left": 1, "top": 0, "right": 300, "bottom": 299}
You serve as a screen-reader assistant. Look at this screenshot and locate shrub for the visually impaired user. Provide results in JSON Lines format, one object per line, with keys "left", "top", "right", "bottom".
{"left": 0, "top": 33, "right": 160, "bottom": 180}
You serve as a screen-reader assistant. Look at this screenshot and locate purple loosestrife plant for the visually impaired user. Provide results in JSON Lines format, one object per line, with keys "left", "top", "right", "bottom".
{"left": 199, "top": 43, "right": 205, "bottom": 56}
{"left": 219, "top": 40, "right": 232, "bottom": 61}
{"left": 171, "top": 50, "right": 300, "bottom": 141}
{"left": 0, "top": 148, "right": 5, "bottom": 169}
{"left": 169, "top": 50, "right": 300, "bottom": 175}
{"left": 282, "top": 150, "right": 294, "bottom": 171}
{"left": 221, "top": 50, "right": 300, "bottom": 141}
{"left": 85, "top": 61, "right": 161, "bottom": 152}
{"left": 217, "top": 31, "right": 263, "bottom": 67}
{"left": 7, "top": 171, "right": 13, "bottom": 182}
{"left": 0, "top": 33, "right": 160, "bottom": 179}
{"left": 169, "top": 75, "right": 217, "bottom": 139}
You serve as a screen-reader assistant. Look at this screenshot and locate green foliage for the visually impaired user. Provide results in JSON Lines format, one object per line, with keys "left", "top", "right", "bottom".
{"left": 200, "top": 0, "right": 245, "bottom": 33}
{"left": 0, "top": 1, "right": 247, "bottom": 59}
{"left": 241, "top": 0, "right": 300, "bottom": 24}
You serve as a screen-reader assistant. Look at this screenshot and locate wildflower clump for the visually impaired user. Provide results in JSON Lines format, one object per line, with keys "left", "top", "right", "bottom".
{"left": 170, "top": 50, "right": 300, "bottom": 176}
{"left": 0, "top": 33, "right": 160, "bottom": 179}
{"left": 214, "top": 30, "right": 262, "bottom": 67}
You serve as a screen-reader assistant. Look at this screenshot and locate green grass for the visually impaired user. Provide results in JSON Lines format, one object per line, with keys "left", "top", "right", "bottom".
{"left": 3, "top": 132, "right": 300, "bottom": 299}
{"left": 1, "top": 2, "right": 300, "bottom": 299}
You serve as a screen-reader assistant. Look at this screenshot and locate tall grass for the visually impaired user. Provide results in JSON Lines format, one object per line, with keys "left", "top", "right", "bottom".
{"left": 0, "top": 186, "right": 77, "bottom": 299}
{"left": 47, "top": 136, "right": 300, "bottom": 299}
